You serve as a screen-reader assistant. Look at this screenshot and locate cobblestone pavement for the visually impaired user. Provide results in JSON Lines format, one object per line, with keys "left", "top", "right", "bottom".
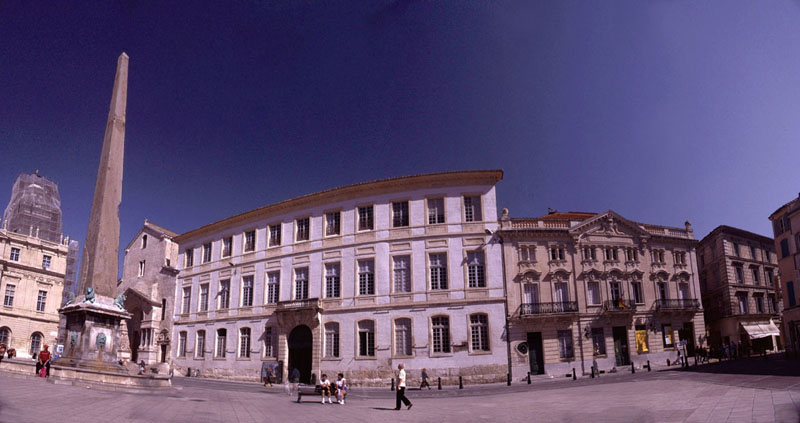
{"left": 1, "top": 358, "right": 799, "bottom": 422}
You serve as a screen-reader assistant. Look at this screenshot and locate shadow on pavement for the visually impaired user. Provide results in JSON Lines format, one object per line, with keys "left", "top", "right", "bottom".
{"left": 371, "top": 407, "right": 398, "bottom": 411}
{"left": 669, "top": 354, "right": 800, "bottom": 377}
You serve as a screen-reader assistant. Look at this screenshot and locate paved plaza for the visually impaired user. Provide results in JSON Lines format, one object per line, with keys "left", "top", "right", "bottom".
{"left": 1, "top": 359, "right": 799, "bottom": 423}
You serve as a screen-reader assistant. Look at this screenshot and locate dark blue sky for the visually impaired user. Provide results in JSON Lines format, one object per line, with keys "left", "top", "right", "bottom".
{"left": 2, "top": 1, "right": 799, "bottom": 274}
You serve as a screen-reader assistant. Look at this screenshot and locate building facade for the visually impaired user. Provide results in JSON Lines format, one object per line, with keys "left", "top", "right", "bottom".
{"left": 116, "top": 220, "right": 179, "bottom": 365}
{"left": 171, "top": 171, "right": 507, "bottom": 385}
{"left": 3, "top": 172, "right": 63, "bottom": 244}
{"left": 769, "top": 194, "right": 800, "bottom": 358}
{"left": 697, "top": 226, "right": 781, "bottom": 353}
{"left": 499, "top": 210, "right": 706, "bottom": 378}
{"left": 0, "top": 218, "right": 70, "bottom": 358}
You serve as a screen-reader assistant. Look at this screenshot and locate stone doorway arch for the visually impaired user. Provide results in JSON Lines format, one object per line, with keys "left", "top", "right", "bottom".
{"left": 288, "top": 325, "right": 313, "bottom": 384}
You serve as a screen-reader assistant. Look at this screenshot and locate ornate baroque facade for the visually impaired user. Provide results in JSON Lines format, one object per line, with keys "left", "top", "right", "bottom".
{"left": 499, "top": 210, "right": 706, "bottom": 378}
{"left": 170, "top": 171, "right": 507, "bottom": 385}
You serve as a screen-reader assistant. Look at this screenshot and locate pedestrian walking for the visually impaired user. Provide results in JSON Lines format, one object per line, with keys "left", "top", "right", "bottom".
{"left": 394, "top": 364, "right": 412, "bottom": 410}
{"left": 336, "top": 373, "right": 348, "bottom": 404}
{"left": 419, "top": 368, "right": 431, "bottom": 390}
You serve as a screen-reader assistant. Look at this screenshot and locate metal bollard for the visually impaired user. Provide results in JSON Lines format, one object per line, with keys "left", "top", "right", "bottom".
{"left": 527, "top": 372, "right": 531, "bottom": 384}
{"left": 391, "top": 377, "right": 395, "bottom": 391}
{"left": 647, "top": 360, "right": 651, "bottom": 371}
{"left": 631, "top": 362, "right": 635, "bottom": 374}
{"left": 438, "top": 377, "right": 442, "bottom": 390}
{"left": 590, "top": 366, "right": 595, "bottom": 379}
{"left": 507, "top": 373, "right": 511, "bottom": 386}
{"left": 572, "top": 368, "right": 576, "bottom": 380}
{"left": 459, "top": 376, "right": 463, "bottom": 389}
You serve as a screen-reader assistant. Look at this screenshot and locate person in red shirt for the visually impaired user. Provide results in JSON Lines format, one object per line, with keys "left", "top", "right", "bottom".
{"left": 36, "top": 344, "right": 51, "bottom": 377}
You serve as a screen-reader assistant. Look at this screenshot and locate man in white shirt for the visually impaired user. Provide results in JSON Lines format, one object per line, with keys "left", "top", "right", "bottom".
{"left": 320, "top": 374, "right": 333, "bottom": 404}
{"left": 394, "top": 364, "right": 412, "bottom": 410}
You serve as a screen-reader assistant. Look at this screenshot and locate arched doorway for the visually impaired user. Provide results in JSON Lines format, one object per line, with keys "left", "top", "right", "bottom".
{"left": 288, "top": 325, "right": 313, "bottom": 384}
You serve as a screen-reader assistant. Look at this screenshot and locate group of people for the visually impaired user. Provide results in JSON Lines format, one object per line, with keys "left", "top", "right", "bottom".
{"left": 720, "top": 341, "right": 748, "bottom": 360}
{"left": 0, "top": 343, "right": 17, "bottom": 361}
{"left": 318, "top": 373, "right": 348, "bottom": 405}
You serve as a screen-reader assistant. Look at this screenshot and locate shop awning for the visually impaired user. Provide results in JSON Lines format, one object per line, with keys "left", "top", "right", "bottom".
{"left": 740, "top": 321, "right": 781, "bottom": 339}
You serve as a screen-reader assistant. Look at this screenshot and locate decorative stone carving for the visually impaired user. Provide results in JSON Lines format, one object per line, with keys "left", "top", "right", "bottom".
{"left": 96, "top": 333, "right": 107, "bottom": 350}
{"left": 83, "top": 287, "right": 96, "bottom": 304}
{"left": 113, "top": 293, "right": 127, "bottom": 310}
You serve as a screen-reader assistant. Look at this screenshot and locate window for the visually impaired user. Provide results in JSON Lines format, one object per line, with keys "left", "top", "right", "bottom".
{"left": 161, "top": 299, "right": 166, "bottom": 320}
{"left": 222, "top": 236, "right": 232, "bottom": 258}
{"left": 196, "top": 330, "right": 205, "bottom": 358}
{"left": 557, "top": 330, "right": 574, "bottom": 359}
{"left": 29, "top": 332, "right": 42, "bottom": 356}
{"left": 587, "top": 281, "right": 600, "bottom": 305}
{"left": 185, "top": 248, "right": 194, "bottom": 267}
{"left": 395, "top": 318, "right": 412, "bottom": 356}
{"left": 591, "top": 328, "right": 605, "bottom": 356}
{"left": 142, "top": 234, "right": 148, "bottom": 249}
{"left": 324, "top": 323, "right": 339, "bottom": 358}
{"left": 4, "top": 284, "right": 15, "bottom": 307}
{"left": 610, "top": 282, "right": 622, "bottom": 301}
{"left": 296, "top": 218, "right": 310, "bottom": 241}
{"left": 266, "top": 272, "right": 280, "bottom": 304}
{"left": 429, "top": 253, "right": 448, "bottom": 290}
{"left": 554, "top": 283, "right": 569, "bottom": 303}
{"left": 657, "top": 282, "right": 668, "bottom": 300}
{"left": 358, "top": 260, "right": 375, "bottom": 295}
{"left": 625, "top": 248, "right": 638, "bottom": 262}
{"left": 215, "top": 329, "right": 227, "bottom": 358}
{"left": 36, "top": 290, "right": 47, "bottom": 312}
{"left": 583, "top": 247, "right": 596, "bottom": 261}
{"left": 734, "top": 264, "right": 744, "bottom": 284}
{"left": 652, "top": 250, "right": 665, "bottom": 263}
{"left": 241, "top": 276, "right": 254, "bottom": 307}
{"left": 770, "top": 295, "right": 779, "bottom": 314}
{"left": 358, "top": 320, "right": 375, "bottom": 357}
{"left": 392, "top": 201, "right": 409, "bottom": 227}
{"left": 181, "top": 287, "right": 191, "bottom": 314}
{"left": 42, "top": 255, "right": 51, "bottom": 270}
{"left": 199, "top": 284, "right": 209, "bottom": 312}
{"left": 678, "top": 283, "right": 689, "bottom": 300}
{"left": 269, "top": 224, "right": 282, "bottom": 247}
{"left": 635, "top": 325, "right": 649, "bottom": 353}
{"left": 463, "top": 196, "right": 482, "bottom": 222}
{"left": 521, "top": 245, "right": 536, "bottom": 261}
{"left": 674, "top": 252, "right": 686, "bottom": 265}
{"left": 393, "top": 256, "right": 411, "bottom": 293}
{"left": 787, "top": 281, "right": 796, "bottom": 307}
{"left": 733, "top": 242, "right": 740, "bottom": 257}
{"left": 294, "top": 268, "right": 309, "bottom": 300}
{"left": 780, "top": 239, "right": 789, "bottom": 258}
{"left": 264, "top": 327, "right": 277, "bottom": 358}
{"left": 766, "top": 269, "right": 774, "bottom": 286}
{"left": 239, "top": 328, "right": 251, "bottom": 358}
{"left": 751, "top": 266, "right": 760, "bottom": 285}
{"left": 428, "top": 198, "right": 445, "bottom": 224}
{"left": 138, "top": 260, "right": 145, "bottom": 277}
{"left": 550, "top": 247, "right": 565, "bottom": 261}
{"left": 469, "top": 314, "right": 490, "bottom": 352}
{"left": 357, "top": 206, "right": 374, "bottom": 231}
{"left": 467, "top": 251, "right": 486, "bottom": 288}
{"left": 764, "top": 249, "right": 771, "bottom": 263}
{"left": 432, "top": 316, "right": 451, "bottom": 353}
{"left": 140, "top": 329, "right": 152, "bottom": 347}
{"left": 755, "top": 295, "right": 764, "bottom": 313}
{"left": 750, "top": 246, "right": 757, "bottom": 260}
{"left": 0, "top": 327, "right": 9, "bottom": 345}
{"left": 524, "top": 283, "right": 539, "bottom": 304}
{"left": 325, "top": 263, "right": 341, "bottom": 298}
{"left": 218, "top": 280, "right": 230, "bottom": 309}
{"left": 178, "top": 331, "right": 187, "bottom": 357}
{"left": 9, "top": 247, "right": 19, "bottom": 262}
{"left": 202, "top": 243, "right": 212, "bottom": 263}
{"left": 662, "top": 325, "right": 674, "bottom": 348}
{"left": 244, "top": 230, "right": 256, "bottom": 252}
{"left": 325, "top": 212, "right": 340, "bottom": 236}
{"left": 632, "top": 282, "right": 644, "bottom": 304}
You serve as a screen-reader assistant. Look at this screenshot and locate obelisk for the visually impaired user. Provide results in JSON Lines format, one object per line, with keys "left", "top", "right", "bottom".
{"left": 61, "top": 53, "right": 132, "bottom": 367}
{"left": 77, "top": 52, "right": 128, "bottom": 297}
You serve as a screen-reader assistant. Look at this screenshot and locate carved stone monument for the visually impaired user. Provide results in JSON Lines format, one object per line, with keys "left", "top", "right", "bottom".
{"left": 60, "top": 53, "right": 133, "bottom": 369}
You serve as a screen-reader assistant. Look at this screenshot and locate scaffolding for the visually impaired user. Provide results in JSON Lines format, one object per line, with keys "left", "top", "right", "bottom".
{"left": 2, "top": 172, "right": 63, "bottom": 243}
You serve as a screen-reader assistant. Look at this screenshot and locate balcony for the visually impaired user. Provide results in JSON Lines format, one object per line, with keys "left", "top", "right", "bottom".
{"left": 520, "top": 301, "right": 579, "bottom": 317}
{"left": 655, "top": 299, "right": 700, "bottom": 311}
{"left": 276, "top": 298, "right": 321, "bottom": 312}
{"left": 603, "top": 299, "right": 637, "bottom": 313}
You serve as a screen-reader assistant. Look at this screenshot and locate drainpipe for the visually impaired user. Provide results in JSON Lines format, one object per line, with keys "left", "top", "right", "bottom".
{"left": 570, "top": 241, "right": 585, "bottom": 376}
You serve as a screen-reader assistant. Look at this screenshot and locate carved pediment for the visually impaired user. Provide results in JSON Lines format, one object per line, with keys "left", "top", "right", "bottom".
{"left": 518, "top": 269, "right": 542, "bottom": 282}
{"left": 570, "top": 211, "right": 651, "bottom": 241}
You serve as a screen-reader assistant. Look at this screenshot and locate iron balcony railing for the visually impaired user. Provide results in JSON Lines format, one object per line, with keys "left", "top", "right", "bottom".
{"left": 520, "top": 301, "right": 579, "bottom": 316}
{"left": 654, "top": 299, "right": 700, "bottom": 310}
{"left": 603, "top": 299, "right": 638, "bottom": 312}
{"left": 276, "top": 298, "right": 321, "bottom": 312}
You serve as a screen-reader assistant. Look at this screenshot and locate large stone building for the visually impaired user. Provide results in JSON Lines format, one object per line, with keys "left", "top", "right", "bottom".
{"left": 170, "top": 170, "right": 507, "bottom": 385}
{"left": 116, "top": 220, "right": 179, "bottom": 365}
{"left": 697, "top": 226, "right": 781, "bottom": 353}
{"left": 0, "top": 173, "right": 71, "bottom": 357}
{"left": 769, "top": 193, "right": 800, "bottom": 358}
{"left": 498, "top": 210, "right": 706, "bottom": 378}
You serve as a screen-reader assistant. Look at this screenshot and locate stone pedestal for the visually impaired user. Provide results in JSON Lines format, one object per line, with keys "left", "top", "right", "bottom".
{"left": 60, "top": 294, "right": 131, "bottom": 372}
